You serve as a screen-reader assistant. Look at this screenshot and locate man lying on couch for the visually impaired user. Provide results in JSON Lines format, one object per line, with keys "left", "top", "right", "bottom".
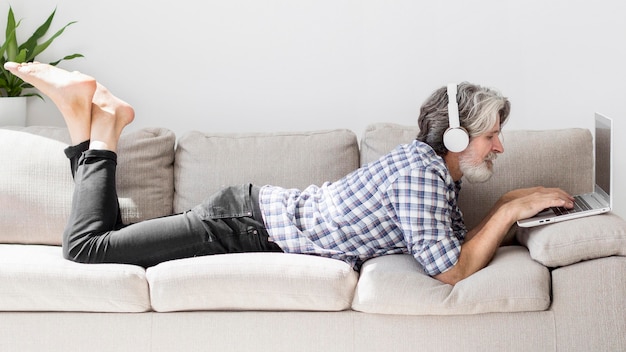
{"left": 4, "top": 61, "right": 574, "bottom": 285}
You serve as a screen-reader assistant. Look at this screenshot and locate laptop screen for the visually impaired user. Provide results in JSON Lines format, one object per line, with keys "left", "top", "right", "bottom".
{"left": 595, "top": 113, "right": 612, "bottom": 201}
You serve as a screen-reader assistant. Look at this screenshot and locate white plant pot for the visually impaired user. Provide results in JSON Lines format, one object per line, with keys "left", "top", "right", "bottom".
{"left": 0, "top": 96, "right": 28, "bottom": 126}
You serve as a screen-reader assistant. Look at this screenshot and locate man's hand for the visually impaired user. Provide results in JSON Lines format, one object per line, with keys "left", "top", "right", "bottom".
{"left": 499, "top": 186, "right": 575, "bottom": 221}
{"left": 434, "top": 186, "right": 574, "bottom": 285}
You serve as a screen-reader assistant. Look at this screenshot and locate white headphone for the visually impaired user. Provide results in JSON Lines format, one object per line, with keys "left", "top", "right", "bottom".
{"left": 443, "top": 83, "right": 469, "bottom": 152}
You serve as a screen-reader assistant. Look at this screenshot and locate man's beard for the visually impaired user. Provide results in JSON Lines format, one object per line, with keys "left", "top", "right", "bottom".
{"left": 459, "top": 151, "right": 497, "bottom": 184}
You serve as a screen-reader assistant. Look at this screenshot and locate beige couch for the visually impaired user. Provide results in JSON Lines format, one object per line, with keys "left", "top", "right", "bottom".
{"left": 1, "top": 124, "right": 625, "bottom": 352}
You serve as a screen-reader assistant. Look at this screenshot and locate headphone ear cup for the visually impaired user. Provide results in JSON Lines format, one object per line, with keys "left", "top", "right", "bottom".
{"left": 443, "top": 127, "right": 469, "bottom": 152}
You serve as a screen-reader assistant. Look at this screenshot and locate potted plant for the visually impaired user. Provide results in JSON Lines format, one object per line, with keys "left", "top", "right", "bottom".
{"left": 0, "top": 6, "right": 83, "bottom": 125}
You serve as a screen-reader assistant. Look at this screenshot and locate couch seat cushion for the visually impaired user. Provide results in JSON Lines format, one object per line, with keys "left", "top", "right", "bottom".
{"left": 352, "top": 246, "right": 550, "bottom": 315}
{"left": 146, "top": 253, "right": 359, "bottom": 312}
{"left": 0, "top": 244, "right": 150, "bottom": 312}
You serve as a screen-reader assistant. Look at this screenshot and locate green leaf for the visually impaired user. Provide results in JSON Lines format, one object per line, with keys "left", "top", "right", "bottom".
{"left": 0, "top": 65, "right": 14, "bottom": 89}
{"left": 22, "top": 92, "right": 43, "bottom": 100}
{"left": 19, "top": 8, "right": 56, "bottom": 57}
{"left": 4, "top": 7, "right": 19, "bottom": 61}
{"left": 0, "top": 18, "right": 19, "bottom": 59}
{"left": 28, "top": 21, "right": 77, "bottom": 61}
{"left": 14, "top": 48, "right": 27, "bottom": 63}
{"left": 49, "top": 53, "right": 84, "bottom": 66}
{"left": 0, "top": 31, "right": 11, "bottom": 58}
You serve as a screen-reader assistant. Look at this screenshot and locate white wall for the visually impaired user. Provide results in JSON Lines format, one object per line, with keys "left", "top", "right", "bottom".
{"left": 5, "top": 0, "right": 626, "bottom": 219}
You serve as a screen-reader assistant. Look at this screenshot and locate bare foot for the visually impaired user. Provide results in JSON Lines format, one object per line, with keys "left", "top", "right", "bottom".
{"left": 4, "top": 62, "right": 96, "bottom": 145}
{"left": 89, "top": 82, "right": 135, "bottom": 152}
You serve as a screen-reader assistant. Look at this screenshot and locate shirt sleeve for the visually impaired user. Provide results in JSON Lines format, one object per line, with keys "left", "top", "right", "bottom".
{"left": 386, "top": 166, "right": 465, "bottom": 276}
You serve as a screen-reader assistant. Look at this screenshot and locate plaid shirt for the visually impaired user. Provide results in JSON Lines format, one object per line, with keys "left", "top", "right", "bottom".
{"left": 259, "top": 140, "right": 466, "bottom": 276}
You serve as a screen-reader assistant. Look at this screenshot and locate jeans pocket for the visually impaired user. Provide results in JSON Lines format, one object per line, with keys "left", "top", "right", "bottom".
{"left": 219, "top": 218, "right": 263, "bottom": 252}
{"left": 193, "top": 184, "right": 252, "bottom": 220}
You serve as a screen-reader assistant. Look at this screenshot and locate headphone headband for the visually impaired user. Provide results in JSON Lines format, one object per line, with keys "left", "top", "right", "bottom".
{"left": 447, "top": 83, "right": 460, "bottom": 128}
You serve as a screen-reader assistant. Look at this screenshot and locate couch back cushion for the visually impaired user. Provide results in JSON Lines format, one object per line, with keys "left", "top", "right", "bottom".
{"left": 0, "top": 127, "right": 176, "bottom": 245}
{"left": 360, "top": 123, "right": 593, "bottom": 234}
{"left": 174, "top": 129, "right": 359, "bottom": 212}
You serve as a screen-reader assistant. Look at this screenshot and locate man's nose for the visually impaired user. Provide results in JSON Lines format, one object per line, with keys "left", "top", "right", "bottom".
{"left": 493, "top": 135, "right": 504, "bottom": 153}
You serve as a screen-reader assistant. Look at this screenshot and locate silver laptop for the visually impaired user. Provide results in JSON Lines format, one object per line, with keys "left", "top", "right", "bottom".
{"left": 517, "top": 113, "right": 613, "bottom": 227}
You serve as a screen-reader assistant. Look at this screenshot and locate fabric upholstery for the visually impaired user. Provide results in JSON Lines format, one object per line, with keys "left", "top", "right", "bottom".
{"left": 146, "top": 252, "right": 358, "bottom": 312}
{"left": 360, "top": 123, "right": 419, "bottom": 165}
{"left": 353, "top": 311, "right": 555, "bottom": 352}
{"left": 116, "top": 128, "right": 176, "bottom": 224}
{"left": 0, "top": 312, "right": 152, "bottom": 351}
{"left": 0, "top": 127, "right": 73, "bottom": 245}
{"left": 0, "top": 309, "right": 556, "bottom": 352}
{"left": 173, "top": 129, "right": 359, "bottom": 212}
{"left": 0, "top": 244, "right": 150, "bottom": 312}
{"left": 517, "top": 212, "right": 626, "bottom": 267}
{"left": 0, "top": 127, "right": 176, "bottom": 245}
{"left": 551, "top": 257, "right": 626, "bottom": 351}
{"left": 352, "top": 246, "right": 551, "bottom": 315}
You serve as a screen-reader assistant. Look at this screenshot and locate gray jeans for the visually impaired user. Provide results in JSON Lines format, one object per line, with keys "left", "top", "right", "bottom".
{"left": 63, "top": 142, "right": 282, "bottom": 268}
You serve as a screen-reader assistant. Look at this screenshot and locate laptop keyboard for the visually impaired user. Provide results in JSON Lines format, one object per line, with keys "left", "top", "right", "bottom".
{"left": 552, "top": 195, "right": 592, "bottom": 215}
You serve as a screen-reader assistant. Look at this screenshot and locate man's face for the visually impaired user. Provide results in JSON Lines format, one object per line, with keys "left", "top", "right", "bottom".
{"left": 458, "top": 120, "right": 504, "bottom": 183}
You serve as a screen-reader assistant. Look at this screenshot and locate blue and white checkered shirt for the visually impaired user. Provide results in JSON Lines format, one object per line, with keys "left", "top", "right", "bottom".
{"left": 259, "top": 140, "right": 466, "bottom": 276}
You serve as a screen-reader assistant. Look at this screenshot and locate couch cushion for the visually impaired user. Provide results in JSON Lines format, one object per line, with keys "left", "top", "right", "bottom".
{"left": 146, "top": 253, "right": 359, "bottom": 312}
{"left": 173, "top": 129, "right": 359, "bottom": 212}
{"left": 0, "top": 244, "right": 150, "bottom": 312}
{"left": 352, "top": 246, "right": 550, "bottom": 315}
{"left": 360, "top": 123, "right": 419, "bottom": 165}
{"left": 0, "top": 127, "right": 175, "bottom": 245}
{"left": 360, "top": 123, "right": 593, "bottom": 244}
{"left": 517, "top": 213, "right": 626, "bottom": 267}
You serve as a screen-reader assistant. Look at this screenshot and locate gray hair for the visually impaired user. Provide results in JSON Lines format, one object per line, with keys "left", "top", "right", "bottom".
{"left": 416, "top": 82, "right": 511, "bottom": 155}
